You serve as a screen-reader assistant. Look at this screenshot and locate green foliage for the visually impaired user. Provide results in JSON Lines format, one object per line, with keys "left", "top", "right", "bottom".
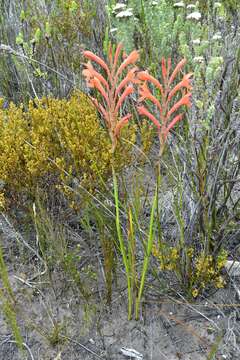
{"left": 32, "top": 196, "right": 93, "bottom": 301}
{"left": 0, "top": 0, "right": 102, "bottom": 103}
{"left": 0, "top": 241, "right": 23, "bottom": 350}
{"left": 45, "top": 321, "right": 66, "bottom": 347}
{"left": 31, "top": 317, "right": 67, "bottom": 347}
{"left": 0, "top": 240, "right": 15, "bottom": 302}
{"left": 107, "top": 0, "right": 176, "bottom": 60}
{"left": 86, "top": 204, "right": 116, "bottom": 305}
{"left": 113, "top": 167, "right": 158, "bottom": 320}
{"left": 106, "top": 0, "right": 226, "bottom": 94}
{"left": 1, "top": 299, "right": 24, "bottom": 351}
{"left": 196, "top": 0, "right": 240, "bottom": 14}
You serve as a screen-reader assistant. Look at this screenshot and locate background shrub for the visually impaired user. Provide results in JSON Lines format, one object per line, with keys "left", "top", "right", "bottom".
{"left": 0, "top": 0, "right": 106, "bottom": 104}
{"left": 0, "top": 91, "right": 136, "bottom": 207}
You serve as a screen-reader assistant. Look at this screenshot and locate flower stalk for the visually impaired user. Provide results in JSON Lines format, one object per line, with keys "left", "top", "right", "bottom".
{"left": 137, "top": 58, "right": 193, "bottom": 156}
{"left": 83, "top": 43, "right": 139, "bottom": 152}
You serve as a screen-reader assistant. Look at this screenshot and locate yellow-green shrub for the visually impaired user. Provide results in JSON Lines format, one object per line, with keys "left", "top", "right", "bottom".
{"left": 0, "top": 91, "right": 136, "bottom": 207}
{"left": 152, "top": 244, "right": 227, "bottom": 299}
{"left": 0, "top": 102, "right": 30, "bottom": 190}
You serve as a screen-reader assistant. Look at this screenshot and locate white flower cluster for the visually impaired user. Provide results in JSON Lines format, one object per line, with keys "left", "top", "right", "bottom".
{"left": 116, "top": 9, "right": 133, "bottom": 18}
{"left": 186, "top": 4, "right": 196, "bottom": 9}
{"left": 110, "top": 28, "right": 118, "bottom": 33}
{"left": 214, "top": 2, "right": 222, "bottom": 8}
{"left": 173, "top": 2, "right": 202, "bottom": 21}
{"left": 173, "top": 1, "right": 185, "bottom": 8}
{"left": 193, "top": 56, "right": 204, "bottom": 63}
{"left": 113, "top": 3, "right": 126, "bottom": 11}
{"left": 192, "top": 39, "right": 201, "bottom": 45}
{"left": 212, "top": 32, "right": 222, "bottom": 41}
{"left": 186, "top": 11, "right": 202, "bottom": 20}
{"left": 112, "top": 3, "right": 133, "bottom": 18}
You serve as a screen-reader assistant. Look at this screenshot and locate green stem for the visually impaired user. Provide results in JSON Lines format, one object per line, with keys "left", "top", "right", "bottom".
{"left": 112, "top": 166, "right": 132, "bottom": 319}
{"left": 135, "top": 184, "right": 158, "bottom": 320}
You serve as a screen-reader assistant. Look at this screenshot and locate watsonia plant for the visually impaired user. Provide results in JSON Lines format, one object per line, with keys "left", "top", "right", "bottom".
{"left": 82, "top": 43, "right": 139, "bottom": 152}
{"left": 137, "top": 58, "right": 193, "bottom": 156}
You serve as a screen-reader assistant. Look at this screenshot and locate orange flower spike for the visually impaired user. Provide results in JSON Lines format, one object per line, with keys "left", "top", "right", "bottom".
{"left": 83, "top": 43, "right": 140, "bottom": 152}
{"left": 82, "top": 68, "right": 94, "bottom": 87}
{"left": 137, "top": 71, "right": 164, "bottom": 97}
{"left": 84, "top": 62, "right": 110, "bottom": 90}
{"left": 137, "top": 105, "right": 161, "bottom": 129}
{"left": 139, "top": 83, "right": 162, "bottom": 113}
{"left": 169, "top": 58, "right": 187, "bottom": 85}
{"left": 167, "top": 73, "right": 193, "bottom": 102}
{"left": 116, "top": 50, "right": 140, "bottom": 78}
{"left": 112, "top": 43, "right": 123, "bottom": 75}
{"left": 166, "top": 93, "right": 192, "bottom": 120}
{"left": 114, "top": 114, "right": 132, "bottom": 138}
{"left": 138, "top": 82, "right": 151, "bottom": 100}
{"left": 114, "top": 67, "right": 138, "bottom": 100}
{"left": 137, "top": 57, "right": 193, "bottom": 156}
{"left": 83, "top": 50, "right": 112, "bottom": 80}
{"left": 92, "top": 78, "right": 111, "bottom": 109}
{"left": 115, "top": 85, "right": 134, "bottom": 114}
{"left": 165, "top": 113, "right": 184, "bottom": 135}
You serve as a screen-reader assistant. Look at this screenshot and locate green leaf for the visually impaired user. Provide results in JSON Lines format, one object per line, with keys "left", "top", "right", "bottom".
{"left": 34, "top": 28, "right": 42, "bottom": 43}
{"left": 16, "top": 32, "right": 24, "bottom": 46}
{"left": 70, "top": 0, "right": 78, "bottom": 13}
{"left": 20, "top": 10, "right": 26, "bottom": 21}
{"left": 45, "top": 22, "right": 51, "bottom": 37}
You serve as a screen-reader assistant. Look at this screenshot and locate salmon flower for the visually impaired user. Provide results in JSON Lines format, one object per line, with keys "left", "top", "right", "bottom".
{"left": 82, "top": 43, "right": 139, "bottom": 153}
{"left": 137, "top": 58, "right": 193, "bottom": 155}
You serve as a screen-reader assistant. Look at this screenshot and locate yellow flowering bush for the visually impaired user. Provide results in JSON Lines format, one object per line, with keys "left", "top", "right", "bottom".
{"left": 0, "top": 192, "right": 5, "bottom": 209}
{"left": 152, "top": 244, "right": 180, "bottom": 271}
{"left": 0, "top": 103, "right": 30, "bottom": 191}
{"left": 152, "top": 243, "right": 227, "bottom": 298}
{"left": 0, "top": 91, "right": 136, "bottom": 206}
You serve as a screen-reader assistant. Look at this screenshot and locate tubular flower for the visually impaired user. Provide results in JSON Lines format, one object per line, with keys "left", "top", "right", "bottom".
{"left": 137, "top": 58, "right": 193, "bottom": 155}
{"left": 82, "top": 43, "right": 139, "bottom": 152}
